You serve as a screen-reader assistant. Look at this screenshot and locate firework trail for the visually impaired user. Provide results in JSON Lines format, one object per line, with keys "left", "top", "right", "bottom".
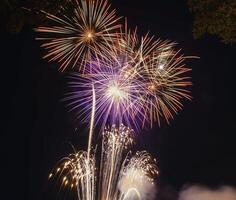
{"left": 87, "top": 84, "right": 96, "bottom": 159}
{"left": 49, "top": 125, "right": 158, "bottom": 200}
{"left": 35, "top": 0, "right": 121, "bottom": 71}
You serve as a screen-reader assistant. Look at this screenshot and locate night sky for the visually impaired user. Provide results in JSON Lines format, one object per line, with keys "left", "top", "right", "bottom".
{"left": 2, "top": 0, "right": 236, "bottom": 199}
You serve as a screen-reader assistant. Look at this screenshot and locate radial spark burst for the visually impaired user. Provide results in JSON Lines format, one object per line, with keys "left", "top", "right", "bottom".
{"left": 35, "top": 0, "right": 121, "bottom": 71}
{"left": 49, "top": 125, "right": 158, "bottom": 200}
{"left": 64, "top": 30, "right": 193, "bottom": 129}
{"left": 116, "top": 27, "right": 193, "bottom": 127}
{"left": 140, "top": 48, "right": 193, "bottom": 127}
{"left": 64, "top": 57, "right": 145, "bottom": 130}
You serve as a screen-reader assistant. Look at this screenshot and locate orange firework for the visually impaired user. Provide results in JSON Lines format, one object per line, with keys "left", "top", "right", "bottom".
{"left": 140, "top": 47, "right": 194, "bottom": 127}
{"left": 90, "top": 26, "right": 194, "bottom": 128}
{"left": 107, "top": 25, "right": 194, "bottom": 128}
{"left": 35, "top": 0, "right": 121, "bottom": 71}
{"left": 64, "top": 29, "right": 194, "bottom": 129}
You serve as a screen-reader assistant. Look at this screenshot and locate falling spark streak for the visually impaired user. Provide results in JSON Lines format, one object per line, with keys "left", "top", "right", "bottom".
{"left": 49, "top": 125, "right": 158, "bottom": 200}
{"left": 87, "top": 84, "right": 96, "bottom": 159}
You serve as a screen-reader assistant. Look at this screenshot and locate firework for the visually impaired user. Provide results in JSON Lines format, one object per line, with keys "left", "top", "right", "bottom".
{"left": 118, "top": 151, "right": 158, "bottom": 200}
{"left": 139, "top": 49, "right": 194, "bottom": 127}
{"left": 49, "top": 125, "right": 158, "bottom": 200}
{"left": 64, "top": 57, "right": 145, "bottom": 131}
{"left": 98, "top": 125, "right": 134, "bottom": 200}
{"left": 116, "top": 26, "right": 193, "bottom": 127}
{"left": 64, "top": 30, "right": 193, "bottom": 129}
{"left": 35, "top": 0, "right": 121, "bottom": 71}
{"left": 35, "top": 0, "right": 193, "bottom": 128}
{"left": 118, "top": 22, "right": 176, "bottom": 75}
{"left": 87, "top": 83, "right": 96, "bottom": 159}
{"left": 49, "top": 151, "right": 96, "bottom": 200}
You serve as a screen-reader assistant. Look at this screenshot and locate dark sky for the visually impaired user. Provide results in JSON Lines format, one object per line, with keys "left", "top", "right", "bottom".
{"left": 2, "top": 0, "right": 236, "bottom": 199}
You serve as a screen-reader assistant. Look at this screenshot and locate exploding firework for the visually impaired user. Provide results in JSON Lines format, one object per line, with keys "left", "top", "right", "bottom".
{"left": 49, "top": 125, "right": 158, "bottom": 200}
{"left": 64, "top": 30, "right": 193, "bottom": 129}
{"left": 118, "top": 22, "right": 175, "bottom": 75}
{"left": 35, "top": 0, "right": 194, "bottom": 128}
{"left": 116, "top": 26, "right": 193, "bottom": 127}
{"left": 34, "top": 1, "right": 197, "bottom": 200}
{"left": 35, "top": 0, "right": 121, "bottom": 71}
{"left": 140, "top": 49, "right": 193, "bottom": 127}
{"left": 64, "top": 57, "right": 145, "bottom": 131}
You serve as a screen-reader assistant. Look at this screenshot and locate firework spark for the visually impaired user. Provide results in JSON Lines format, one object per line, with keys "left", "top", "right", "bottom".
{"left": 35, "top": 0, "right": 121, "bottom": 71}
{"left": 49, "top": 125, "right": 158, "bottom": 200}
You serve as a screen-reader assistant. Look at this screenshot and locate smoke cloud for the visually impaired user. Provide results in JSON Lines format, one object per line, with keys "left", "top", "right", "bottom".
{"left": 118, "top": 168, "right": 157, "bottom": 200}
{"left": 178, "top": 185, "right": 236, "bottom": 200}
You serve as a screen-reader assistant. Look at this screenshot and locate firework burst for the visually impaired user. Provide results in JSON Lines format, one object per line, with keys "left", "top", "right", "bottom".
{"left": 35, "top": 0, "right": 121, "bottom": 71}
{"left": 49, "top": 125, "right": 158, "bottom": 200}
{"left": 64, "top": 29, "right": 193, "bottom": 129}
{"left": 35, "top": 0, "right": 194, "bottom": 128}
{"left": 64, "top": 57, "right": 145, "bottom": 131}
{"left": 116, "top": 26, "right": 193, "bottom": 127}
{"left": 139, "top": 49, "right": 193, "bottom": 127}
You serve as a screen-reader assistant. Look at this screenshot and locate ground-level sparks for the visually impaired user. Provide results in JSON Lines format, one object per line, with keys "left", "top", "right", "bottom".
{"left": 49, "top": 125, "right": 158, "bottom": 200}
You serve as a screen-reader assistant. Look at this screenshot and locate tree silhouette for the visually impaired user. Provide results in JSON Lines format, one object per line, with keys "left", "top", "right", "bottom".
{"left": 188, "top": 0, "right": 236, "bottom": 44}
{"left": 2, "top": 0, "right": 236, "bottom": 45}
{"left": 0, "top": 0, "right": 68, "bottom": 33}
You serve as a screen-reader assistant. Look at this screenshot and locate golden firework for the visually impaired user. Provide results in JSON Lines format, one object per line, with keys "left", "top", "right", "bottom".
{"left": 49, "top": 125, "right": 158, "bottom": 200}
{"left": 35, "top": 0, "right": 121, "bottom": 71}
